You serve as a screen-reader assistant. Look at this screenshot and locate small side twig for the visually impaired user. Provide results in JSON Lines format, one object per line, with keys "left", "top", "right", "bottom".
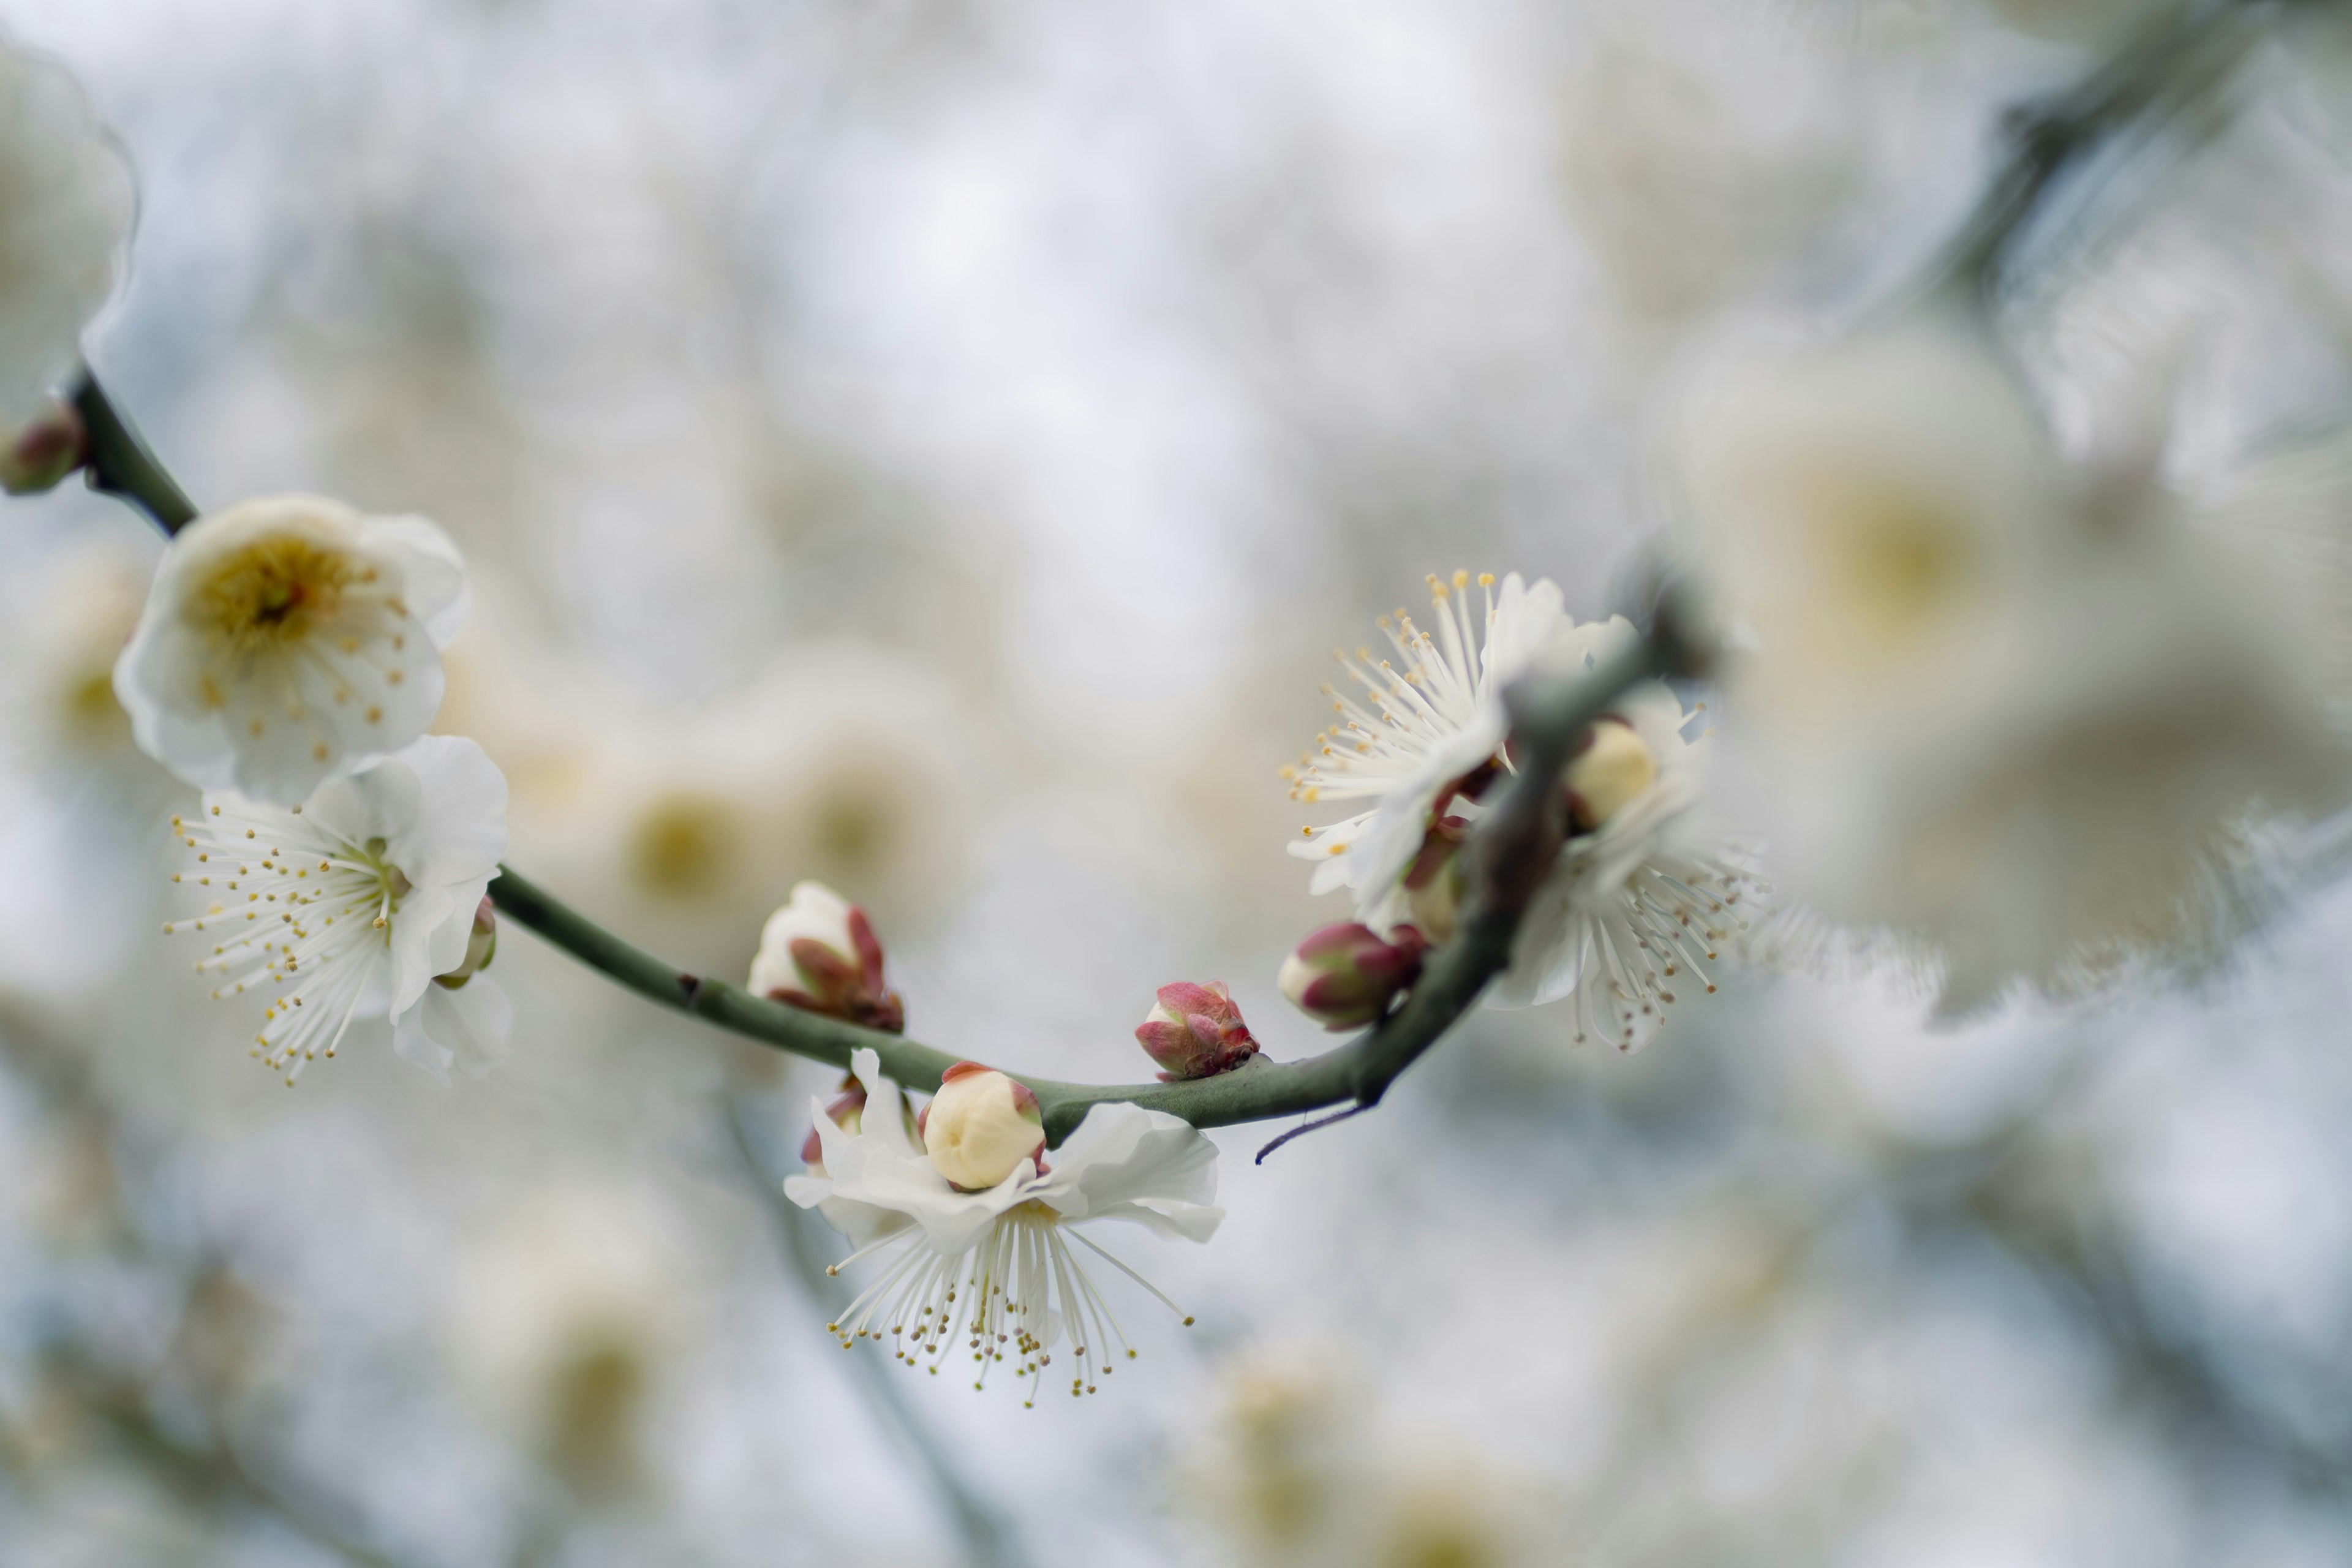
{"left": 1254, "top": 1102, "right": 1371, "bottom": 1164}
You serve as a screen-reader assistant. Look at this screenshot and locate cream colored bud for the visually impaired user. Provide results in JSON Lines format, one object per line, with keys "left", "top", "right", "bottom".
{"left": 1564, "top": 718, "right": 1657, "bottom": 832}
{"left": 922, "top": 1065, "right": 1044, "bottom": 1190}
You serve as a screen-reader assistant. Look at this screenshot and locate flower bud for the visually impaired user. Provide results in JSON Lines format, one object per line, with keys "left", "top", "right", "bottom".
{"left": 1564, "top": 716, "right": 1657, "bottom": 832}
{"left": 1277, "top": 922, "right": 1428, "bottom": 1031}
{"left": 434, "top": 896, "right": 499, "bottom": 990}
{"left": 1134, "top": 980, "right": 1261, "bottom": 1081}
{"left": 0, "top": 399, "right": 86, "bottom": 496}
{"left": 748, "top": 880, "right": 905, "bottom": 1033}
{"left": 1400, "top": 815, "right": 1469, "bottom": 944}
{"left": 800, "top": 1084, "right": 868, "bottom": 1168}
{"left": 922, "top": 1063, "right": 1044, "bottom": 1190}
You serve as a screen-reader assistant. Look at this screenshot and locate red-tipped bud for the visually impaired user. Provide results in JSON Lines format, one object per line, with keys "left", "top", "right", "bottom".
{"left": 0, "top": 399, "right": 86, "bottom": 497}
{"left": 748, "top": 881, "right": 905, "bottom": 1033}
{"left": 1278, "top": 922, "right": 1428, "bottom": 1031}
{"left": 923, "top": 1063, "right": 1045, "bottom": 1189}
{"left": 799, "top": 1084, "right": 869, "bottom": 1167}
{"left": 1135, "top": 980, "right": 1262, "bottom": 1082}
{"left": 432, "top": 895, "right": 499, "bottom": 991}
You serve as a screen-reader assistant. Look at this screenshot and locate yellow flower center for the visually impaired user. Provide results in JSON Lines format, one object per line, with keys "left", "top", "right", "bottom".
{"left": 195, "top": 534, "right": 363, "bottom": 654}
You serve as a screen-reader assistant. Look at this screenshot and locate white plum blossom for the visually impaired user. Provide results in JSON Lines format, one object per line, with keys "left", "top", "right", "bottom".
{"left": 115, "top": 496, "right": 469, "bottom": 805}
{"left": 1284, "top": 570, "right": 1758, "bottom": 1049}
{"left": 1684, "top": 321, "right": 2352, "bottom": 1011}
{"left": 164, "top": 734, "right": 510, "bottom": 1084}
{"left": 0, "top": 40, "right": 132, "bottom": 427}
{"left": 787, "top": 1047, "right": 1221, "bottom": 1404}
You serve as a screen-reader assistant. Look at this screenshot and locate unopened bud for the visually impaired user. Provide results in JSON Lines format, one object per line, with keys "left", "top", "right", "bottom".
{"left": 0, "top": 399, "right": 86, "bottom": 496}
{"left": 922, "top": 1063, "right": 1044, "bottom": 1190}
{"left": 432, "top": 896, "right": 498, "bottom": 990}
{"left": 1277, "top": 922, "right": 1428, "bottom": 1031}
{"left": 1134, "top": 980, "right": 1261, "bottom": 1081}
{"left": 748, "top": 881, "right": 905, "bottom": 1033}
{"left": 800, "top": 1084, "right": 868, "bottom": 1167}
{"left": 1564, "top": 717, "right": 1657, "bottom": 832}
{"left": 1400, "top": 816, "right": 1469, "bottom": 944}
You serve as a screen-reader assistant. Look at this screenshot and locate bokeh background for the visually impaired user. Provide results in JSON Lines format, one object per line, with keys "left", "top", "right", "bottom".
{"left": 6, "top": 1, "right": 2352, "bottom": 1563}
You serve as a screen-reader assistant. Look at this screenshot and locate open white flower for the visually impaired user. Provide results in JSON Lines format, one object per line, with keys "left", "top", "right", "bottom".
{"left": 786, "top": 1047, "right": 1221, "bottom": 1405}
{"left": 0, "top": 41, "right": 132, "bottom": 425}
{"left": 1285, "top": 571, "right": 1758, "bottom": 1048}
{"left": 163, "top": 734, "right": 510, "bottom": 1084}
{"left": 115, "top": 496, "right": 469, "bottom": 805}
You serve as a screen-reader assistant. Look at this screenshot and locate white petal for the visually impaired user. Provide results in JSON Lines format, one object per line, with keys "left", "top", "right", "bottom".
{"left": 359, "top": 513, "right": 470, "bottom": 647}
{"left": 392, "top": 976, "right": 511, "bottom": 1083}
{"left": 1033, "top": 1102, "right": 1220, "bottom": 1220}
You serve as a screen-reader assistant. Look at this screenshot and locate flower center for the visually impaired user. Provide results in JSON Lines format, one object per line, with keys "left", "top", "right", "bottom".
{"left": 1564, "top": 718, "right": 1657, "bottom": 832}
{"left": 195, "top": 535, "right": 360, "bottom": 653}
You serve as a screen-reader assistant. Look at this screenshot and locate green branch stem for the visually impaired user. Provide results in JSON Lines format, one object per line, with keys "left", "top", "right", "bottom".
{"left": 490, "top": 628, "right": 1679, "bottom": 1144}
{"left": 70, "top": 369, "right": 198, "bottom": 533}
{"left": 1929, "top": 1, "right": 2264, "bottom": 303}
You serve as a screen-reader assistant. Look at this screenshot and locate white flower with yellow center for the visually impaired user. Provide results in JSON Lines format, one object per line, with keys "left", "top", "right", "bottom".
{"left": 0, "top": 41, "right": 132, "bottom": 426}
{"left": 1284, "top": 571, "right": 1757, "bottom": 1049}
{"left": 787, "top": 1048, "right": 1221, "bottom": 1406}
{"left": 163, "top": 734, "right": 510, "bottom": 1084}
{"left": 115, "top": 496, "right": 469, "bottom": 805}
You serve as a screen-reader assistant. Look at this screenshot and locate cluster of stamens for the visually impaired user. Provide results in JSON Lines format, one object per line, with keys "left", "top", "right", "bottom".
{"left": 1566, "top": 853, "right": 1767, "bottom": 1049}
{"left": 1280, "top": 571, "right": 1499, "bottom": 826}
{"left": 162, "top": 801, "right": 406, "bottom": 1084}
{"left": 823, "top": 1201, "right": 1193, "bottom": 1408}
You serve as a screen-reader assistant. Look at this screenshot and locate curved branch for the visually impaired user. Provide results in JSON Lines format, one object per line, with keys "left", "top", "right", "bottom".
{"left": 491, "top": 628, "right": 1681, "bottom": 1142}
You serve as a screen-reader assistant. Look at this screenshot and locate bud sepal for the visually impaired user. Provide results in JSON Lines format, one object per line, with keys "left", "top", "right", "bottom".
{"left": 1278, "top": 921, "right": 1429, "bottom": 1031}
{"left": 748, "top": 881, "right": 906, "bottom": 1033}
{"left": 1135, "top": 981, "right": 1262, "bottom": 1081}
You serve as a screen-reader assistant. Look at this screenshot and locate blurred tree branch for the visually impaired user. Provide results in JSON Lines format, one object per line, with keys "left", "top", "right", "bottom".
{"left": 0, "top": 1011, "right": 412, "bottom": 1568}
{"left": 1930, "top": 1, "right": 2266, "bottom": 303}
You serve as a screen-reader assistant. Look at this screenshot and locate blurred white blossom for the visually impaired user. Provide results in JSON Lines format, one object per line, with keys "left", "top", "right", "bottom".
{"left": 114, "top": 496, "right": 470, "bottom": 804}
{"left": 1183, "top": 1357, "right": 1558, "bottom": 1568}
{"left": 1687, "top": 319, "right": 2352, "bottom": 1009}
{"left": 443, "top": 1186, "right": 682, "bottom": 1496}
{"left": 0, "top": 37, "right": 129, "bottom": 426}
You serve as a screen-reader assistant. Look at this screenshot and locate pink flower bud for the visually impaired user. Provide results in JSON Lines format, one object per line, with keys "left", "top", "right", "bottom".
{"left": 0, "top": 399, "right": 86, "bottom": 497}
{"left": 1277, "top": 922, "right": 1429, "bottom": 1031}
{"left": 432, "top": 895, "right": 499, "bottom": 990}
{"left": 1134, "top": 980, "right": 1262, "bottom": 1082}
{"left": 748, "top": 881, "right": 905, "bottom": 1033}
{"left": 799, "top": 1084, "right": 868, "bottom": 1167}
{"left": 923, "top": 1063, "right": 1045, "bottom": 1190}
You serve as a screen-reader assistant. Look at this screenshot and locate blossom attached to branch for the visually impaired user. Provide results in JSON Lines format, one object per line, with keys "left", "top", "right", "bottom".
{"left": 1136, "top": 981, "right": 1261, "bottom": 1080}
{"left": 747, "top": 880, "right": 905, "bottom": 1033}
{"left": 1286, "top": 571, "right": 1756, "bottom": 1049}
{"left": 787, "top": 1048, "right": 1221, "bottom": 1404}
{"left": 164, "top": 734, "right": 511, "bottom": 1084}
{"left": 115, "top": 496, "right": 470, "bottom": 804}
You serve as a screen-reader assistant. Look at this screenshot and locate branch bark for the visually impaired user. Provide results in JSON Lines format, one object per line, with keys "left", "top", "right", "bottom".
{"left": 491, "top": 628, "right": 1678, "bottom": 1143}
